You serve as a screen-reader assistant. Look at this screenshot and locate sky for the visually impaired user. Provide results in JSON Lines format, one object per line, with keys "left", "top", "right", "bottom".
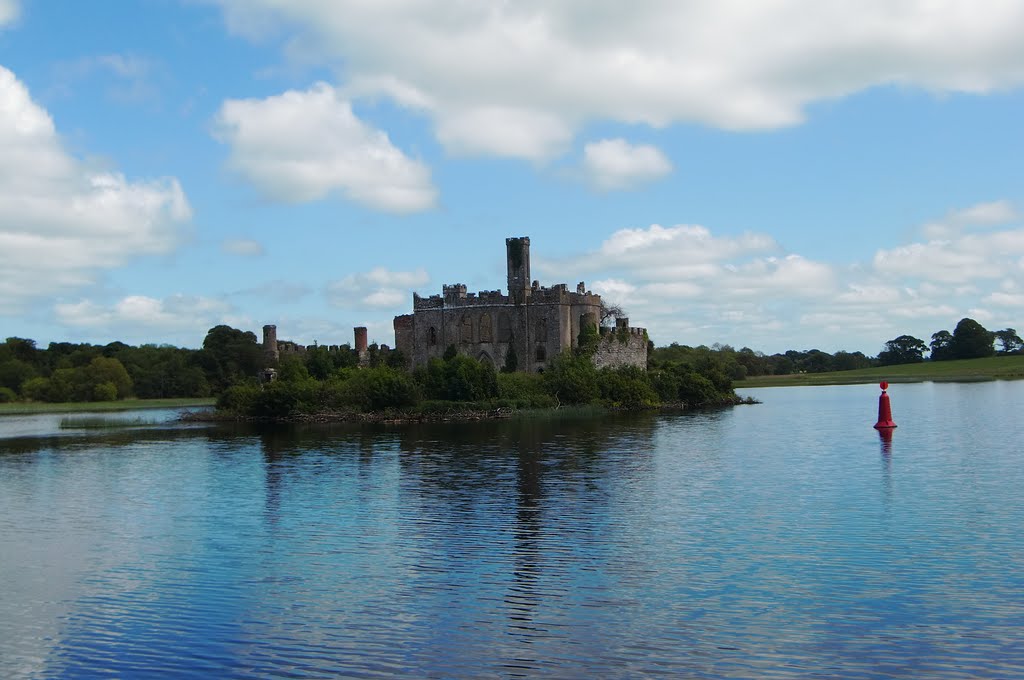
{"left": 1, "top": 0, "right": 1023, "bottom": 356}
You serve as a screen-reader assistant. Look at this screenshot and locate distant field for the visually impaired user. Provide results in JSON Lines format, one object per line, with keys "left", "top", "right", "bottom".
{"left": 0, "top": 397, "right": 215, "bottom": 416}
{"left": 738, "top": 355, "right": 1024, "bottom": 388}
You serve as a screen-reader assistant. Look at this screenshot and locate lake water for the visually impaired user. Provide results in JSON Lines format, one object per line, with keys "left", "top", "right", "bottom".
{"left": 2, "top": 382, "right": 1023, "bottom": 678}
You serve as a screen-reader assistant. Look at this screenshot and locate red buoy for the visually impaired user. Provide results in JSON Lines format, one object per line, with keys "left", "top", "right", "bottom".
{"left": 874, "top": 381, "right": 897, "bottom": 429}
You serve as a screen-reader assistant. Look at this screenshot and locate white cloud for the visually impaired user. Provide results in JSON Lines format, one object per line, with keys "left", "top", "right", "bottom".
{"left": 55, "top": 295, "right": 233, "bottom": 343}
{"left": 213, "top": 0, "right": 1024, "bottom": 159}
{"left": 535, "top": 204, "right": 1024, "bottom": 353}
{"left": 326, "top": 267, "right": 430, "bottom": 309}
{"left": 554, "top": 223, "right": 778, "bottom": 280}
{"left": 921, "top": 199, "right": 1019, "bottom": 239}
{"left": 212, "top": 82, "right": 437, "bottom": 213}
{"left": 985, "top": 291, "right": 1024, "bottom": 307}
{"left": 0, "top": 0, "right": 18, "bottom": 27}
{"left": 0, "top": 66, "right": 191, "bottom": 312}
{"left": 221, "top": 238, "right": 265, "bottom": 257}
{"left": 582, "top": 138, "right": 672, "bottom": 190}
{"left": 874, "top": 229, "right": 1024, "bottom": 283}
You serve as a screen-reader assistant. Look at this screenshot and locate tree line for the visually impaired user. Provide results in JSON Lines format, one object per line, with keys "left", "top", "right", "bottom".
{"left": 877, "top": 318, "right": 1021, "bottom": 365}
{"left": 0, "top": 325, "right": 363, "bottom": 404}
{"left": 219, "top": 337, "right": 740, "bottom": 418}
{"left": 647, "top": 317, "right": 1020, "bottom": 379}
{"left": 2, "top": 315, "right": 1018, "bottom": 405}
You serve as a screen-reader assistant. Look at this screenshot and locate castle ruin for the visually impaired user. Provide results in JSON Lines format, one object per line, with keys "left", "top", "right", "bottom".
{"left": 393, "top": 237, "right": 647, "bottom": 372}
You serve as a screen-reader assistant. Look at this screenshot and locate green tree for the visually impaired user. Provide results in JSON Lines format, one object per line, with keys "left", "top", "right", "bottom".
{"left": 994, "top": 328, "right": 1023, "bottom": 354}
{"left": 950, "top": 318, "right": 995, "bottom": 359}
{"left": 930, "top": 330, "right": 954, "bottom": 360}
{"left": 0, "top": 358, "right": 36, "bottom": 394}
{"left": 543, "top": 353, "right": 599, "bottom": 404}
{"left": 86, "top": 357, "right": 134, "bottom": 399}
{"left": 878, "top": 335, "right": 927, "bottom": 365}
{"left": 201, "top": 325, "right": 262, "bottom": 392}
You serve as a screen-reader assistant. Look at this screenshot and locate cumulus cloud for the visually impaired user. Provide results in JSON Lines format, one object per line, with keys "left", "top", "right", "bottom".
{"left": 874, "top": 231, "right": 1024, "bottom": 283}
{"left": 221, "top": 238, "right": 265, "bottom": 257}
{"left": 326, "top": 267, "right": 430, "bottom": 309}
{"left": 537, "top": 202, "right": 1024, "bottom": 352}
{"left": 582, "top": 138, "right": 672, "bottom": 190}
{"left": 920, "top": 200, "right": 1018, "bottom": 239}
{"left": 212, "top": 83, "right": 437, "bottom": 213}
{"left": 213, "top": 0, "right": 1024, "bottom": 159}
{"left": 55, "top": 295, "right": 233, "bottom": 343}
{"left": 0, "top": 66, "right": 191, "bottom": 312}
{"left": 557, "top": 223, "right": 778, "bottom": 280}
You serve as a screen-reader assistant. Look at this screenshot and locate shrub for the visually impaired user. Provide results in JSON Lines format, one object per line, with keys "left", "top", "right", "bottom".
{"left": 419, "top": 354, "right": 498, "bottom": 402}
{"left": 216, "top": 383, "right": 260, "bottom": 414}
{"left": 92, "top": 382, "right": 118, "bottom": 402}
{"left": 597, "top": 366, "right": 659, "bottom": 408}
{"left": 342, "top": 367, "right": 422, "bottom": 411}
{"left": 543, "top": 353, "right": 599, "bottom": 404}
{"left": 497, "top": 371, "right": 556, "bottom": 408}
{"left": 0, "top": 386, "right": 17, "bottom": 403}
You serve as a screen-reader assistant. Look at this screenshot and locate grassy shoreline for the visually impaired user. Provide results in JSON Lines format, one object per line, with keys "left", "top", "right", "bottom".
{"left": 737, "top": 355, "right": 1024, "bottom": 388}
{"left": 0, "top": 397, "right": 215, "bottom": 416}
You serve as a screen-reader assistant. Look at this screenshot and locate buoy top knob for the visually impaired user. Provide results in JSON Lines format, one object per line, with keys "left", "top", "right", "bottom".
{"left": 880, "top": 381, "right": 888, "bottom": 391}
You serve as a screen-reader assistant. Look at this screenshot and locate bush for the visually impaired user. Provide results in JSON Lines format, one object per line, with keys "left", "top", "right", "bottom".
{"left": 0, "top": 386, "right": 17, "bottom": 403}
{"left": 217, "top": 383, "right": 260, "bottom": 414}
{"left": 543, "top": 353, "right": 599, "bottom": 405}
{"left": 597, "top": 366, "right": 659, "bottom": 408}
{"left": 676, "top": 372, "right": 720, "bottom": 406}
{"left": 497, "top": 372, "right": 556, "bottom": 408}
{"left": 342, "top": 367, "right": 421, "bottom": 411}
{"left": 22, "top": 376, "right": 58, "bottom": 402}
{"left": 419, "top": 354, "right": 498, "bottom": 402}
{"left": 92, "top": 382, "right": 118, "bottom": 402}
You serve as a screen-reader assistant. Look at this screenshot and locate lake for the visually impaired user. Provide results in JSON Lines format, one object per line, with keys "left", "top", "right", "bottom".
{"left": 2, "top": 382, "right": 1023, "bottom": 678}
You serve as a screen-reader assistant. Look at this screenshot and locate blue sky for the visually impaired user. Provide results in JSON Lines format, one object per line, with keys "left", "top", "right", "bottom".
{"left": 1, "top": 0, "right": 1022, "bottom": 355}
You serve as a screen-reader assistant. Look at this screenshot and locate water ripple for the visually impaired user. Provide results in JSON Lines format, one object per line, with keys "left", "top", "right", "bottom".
{"left": 2, "top": 389, "right": 1024, "bottom": 677}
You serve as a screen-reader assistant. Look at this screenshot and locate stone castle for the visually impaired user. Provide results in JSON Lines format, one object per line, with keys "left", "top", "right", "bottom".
{"left": 393, "top": 237, "right": 647, "bottom": 372}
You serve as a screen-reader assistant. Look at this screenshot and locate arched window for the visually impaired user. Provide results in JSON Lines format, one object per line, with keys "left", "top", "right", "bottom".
{"left": 498, "top": 313, "right": 513, "bottom": 342}
{"left": 429, "top": 327, "right": 438, "bottom": 345}
{"left": 460, "top": 315, "right": 473, "bottom": 343}
{"left": 536, "top": 346, "right": 546, "bottom": 362}
{"left": 479, "top": 313, "right": 493, "bottom": 342}
{"left": 536, "top": 318, "right": 548, "bottom": 341}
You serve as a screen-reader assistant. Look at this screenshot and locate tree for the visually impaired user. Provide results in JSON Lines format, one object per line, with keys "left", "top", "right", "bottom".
{"left": 201, "top": 325, "right": 262, "bottom": 392}
{"left": 994, "top": 328, "right": 1023, "bottom": 354}
{"left": 930, "top": 330, "right": 954, "bottom": 361}
{"left": 950, "top": 318, "right": 995, "bottom": 359}
{"left": 600, "top": 301, "right": 626, "bottom": 326}
{"left": 878, "top": 335, "right": 927, "bottom": 366}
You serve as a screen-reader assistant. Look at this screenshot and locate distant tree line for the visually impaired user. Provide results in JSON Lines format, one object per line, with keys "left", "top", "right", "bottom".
{"left": 218, "top": 336, "right": 740, "bottom": 419}
{"left": 3, "top": 315, "right": 1018, "bottom": 406}
{"left": 0, "top": 325, "right": 356, "bottom": 404}
{"left": 646, "top": 317, "right": 1021, "bottom": 379}
{"left": 877, "top": 318, "right": 1021, "bottom": 366}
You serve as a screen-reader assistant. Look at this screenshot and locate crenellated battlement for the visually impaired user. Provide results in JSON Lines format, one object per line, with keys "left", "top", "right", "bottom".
{"left": 397, "top": 237, "right": 647, "bottom": 372}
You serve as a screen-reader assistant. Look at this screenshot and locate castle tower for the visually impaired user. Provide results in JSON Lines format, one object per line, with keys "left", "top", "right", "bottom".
{"left": 354, "top": 326, "right": 368, "bottom": 354}
{"left": 506, "top": 236, "right": 531, "bottom": 301}
{"left": 262, "top": 324, "right": 279, "bottom": 364}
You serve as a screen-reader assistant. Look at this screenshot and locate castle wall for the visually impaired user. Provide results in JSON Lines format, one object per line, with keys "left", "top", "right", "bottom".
{"left": 394, "top": 237, "right": 647, "bottom": 373}
{"left": 593, "top": 325, "right": 649, "bottom": 369}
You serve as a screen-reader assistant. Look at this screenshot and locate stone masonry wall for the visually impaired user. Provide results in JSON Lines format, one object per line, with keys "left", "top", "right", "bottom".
{"left": 592, "top": 324, "right": 648, "bottom": 370}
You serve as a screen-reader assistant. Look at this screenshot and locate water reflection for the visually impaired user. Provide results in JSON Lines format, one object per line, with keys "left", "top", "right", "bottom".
{"left": 4, "top": 387, "right": 1024, "bottom": 678}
